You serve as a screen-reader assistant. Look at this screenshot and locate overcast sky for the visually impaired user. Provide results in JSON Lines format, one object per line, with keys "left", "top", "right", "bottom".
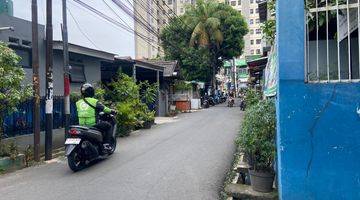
{"left": 12, "top": 0, "right": 135, "bottom": 57}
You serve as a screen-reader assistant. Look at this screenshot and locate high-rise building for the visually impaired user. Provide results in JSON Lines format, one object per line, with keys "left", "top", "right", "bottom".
{"left": 134, "top": 0, "right": 196, "bottom": 59}
{"left": 0, "top": 0, "right": 13, "bottom": 16}
{"left": 225, "top": 0, "right": 265, "bottom": 57}
{"left": 134, "top": 0, "right": 264, "bottom": 59}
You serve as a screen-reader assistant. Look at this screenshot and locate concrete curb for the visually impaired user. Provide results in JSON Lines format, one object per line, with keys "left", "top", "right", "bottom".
{"left": 0, "top": 154, "right": 25, "bottom": 173}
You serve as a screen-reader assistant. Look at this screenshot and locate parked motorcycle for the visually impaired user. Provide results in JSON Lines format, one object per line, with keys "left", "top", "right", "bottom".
{"left": 65, "top": 112, "right": 117, "bottom": 172}
{"left": 208, "top": 97, "right": 216, "bottom": 106}
{"left": 220, "top": 94, "right": 227, "bottom": 103}
{"left": 228, "top": 97, "right": 235, "bottom": 107}
{"left": 240, "top": 99, "right": 246, "bottom": 111}
{"left": 203, "top": 98, "right": 210, "bottom": 108}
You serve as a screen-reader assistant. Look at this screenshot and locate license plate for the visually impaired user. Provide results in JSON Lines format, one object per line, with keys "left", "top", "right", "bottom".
{"left": 65, "top": 138, "right": 81, "bottom": 145}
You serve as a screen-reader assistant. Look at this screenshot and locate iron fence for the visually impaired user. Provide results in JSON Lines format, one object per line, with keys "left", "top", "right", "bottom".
{"left": 2, "top": 96, "right": 78, "bottom": 139}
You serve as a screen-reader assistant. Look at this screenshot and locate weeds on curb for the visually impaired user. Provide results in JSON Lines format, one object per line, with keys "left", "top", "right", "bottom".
{"left": 219, "top": 148, "right": 242, "bottom": 200}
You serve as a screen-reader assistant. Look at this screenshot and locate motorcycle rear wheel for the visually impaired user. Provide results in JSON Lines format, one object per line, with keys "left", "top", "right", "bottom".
{"left": 68, "top": 150, "right": 86, "bottom": 172}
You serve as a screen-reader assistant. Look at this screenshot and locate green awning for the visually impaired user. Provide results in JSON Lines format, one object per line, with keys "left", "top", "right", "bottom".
{"left": 236, "top": 59, "right": 247, "bottom": 67}
{"left": 245, "top": 55, "right": 262, "bottom": 62}
{"left": 224, "top": 61, "right": 231, "bottom": 68}
{"left": 223, "top": 59, "right": 247, "bottom": 68}
{"left": 238, "top": 73, "right": 249, "bottom": 78}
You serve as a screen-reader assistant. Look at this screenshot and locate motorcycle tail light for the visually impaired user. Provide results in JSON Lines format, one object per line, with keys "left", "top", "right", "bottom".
{"left": 69, "top": 129, "right": 80, "bottom": 135}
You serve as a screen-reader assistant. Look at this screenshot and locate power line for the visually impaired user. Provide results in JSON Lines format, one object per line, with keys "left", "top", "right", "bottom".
{"left": 102, "top": 0, "right": 158, "bottom": 51}
{"left": 67, "top": 6, "right": 100, "bottom": 49}
{"left": 71, "top": 0, "right": 163, "bottom": 51}
{"left": 102, "top": 0, "right": 132, "bottom": 30}
{"left": 112, "top": 0, "right": 162, "bottom": 36}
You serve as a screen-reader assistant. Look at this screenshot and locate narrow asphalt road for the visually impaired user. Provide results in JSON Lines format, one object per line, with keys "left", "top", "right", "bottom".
{"left": 0, "top": 104, "right": 243, "bottom": 200}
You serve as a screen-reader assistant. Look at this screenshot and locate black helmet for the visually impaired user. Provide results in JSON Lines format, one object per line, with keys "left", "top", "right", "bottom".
{"left": 81, "top": 83, "right": 95, "bottom": 98}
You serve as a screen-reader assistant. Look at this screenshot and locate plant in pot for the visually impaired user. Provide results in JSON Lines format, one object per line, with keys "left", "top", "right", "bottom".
{"left": 141, "top": 110, "right": 155, "bottom": 129}
{"left": 135, "top": 101, "right": 155, "bottom": 129}
{"left": 237, "top": 99, "right": 276, "bottom": 193}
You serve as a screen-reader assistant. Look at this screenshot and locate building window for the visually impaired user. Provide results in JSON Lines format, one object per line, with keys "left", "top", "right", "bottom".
{"left": 250, "top": 40, "right": 254, "bottom": 45}
{"left": 305, "top": 0, "right": 360, "bottom": 82}
{"left": 70, "top": 63, "right": 86, "bottom": 83}
{"left": 250, "top": 29, "right": 254, "bottom": 34}
{"left": 22, "top": 40, "right": 32, "bottom": 47}
{"left": 8, "top": 37, "right": 19, "bottom": 44}
{"left": 231, "top": 1, "right": 236, "bottom": 6}
{"left": 256, "top": 49, "right": 261, "bottom": 55}
{"left": 250, "top": 9, "right": 254, "bottom": 14}
{"left": 167, "top": 0, "right": 172, "bottom": 5}
{"left": 238, "top": 0, "right": 241, "bottom": 5}
{"left": 250, "top": 0, "right": 254, "bottom": 3}
{"left": 249, "top": 19, "right": 254, "bottom": 24}
{"left": 256, "top": 8, "right": 259, "bottom": 13}
{"left": 256, "top": 39, "right": 261, "bottom": 44}
{"left": 250, "top": 49, "right": 254, "bottom": 55}
{"left": 256, "top": 29, "right": 261, "bottom": 34}
{"left": 256, "top": 19, "right": 260, "bottom": 24}
{"left": 12, "top": 47, "right": 31, "bottom": 68}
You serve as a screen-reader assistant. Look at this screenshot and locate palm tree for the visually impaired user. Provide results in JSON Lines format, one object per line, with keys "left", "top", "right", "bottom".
{"left": 186, "top": 0, "right": 224, "bottom": 91}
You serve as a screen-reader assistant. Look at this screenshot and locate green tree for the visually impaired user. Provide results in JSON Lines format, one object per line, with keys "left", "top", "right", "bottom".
{"left": 0, "top": 42, "right": 32, "bottom": 139}
{"left": 161, "top": 0, "right": 248, "bottom": 88}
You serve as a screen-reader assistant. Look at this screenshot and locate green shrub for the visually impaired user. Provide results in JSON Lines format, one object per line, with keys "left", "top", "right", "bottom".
{"left": 236, "top": 99, "right": 276, "bottom": 172}
{"left": 139, "top": 81, "right": 158, "bottom": 105}
{"left": 110, "top": 73, "right": 157, "bottom": 136}
{"left": 115, "top": 101, "right": 138, "bottom": 137}
{"left": 0, "top": 141, "right": 19, "bottom": 160}
{"left": 0, "top": 42, "right": 32, "bottom": 139}
{"left": 244, "top": 88, "right": 262, "bottom": 108}
{"left": 24, "top": 145, "right": 34, "bottom": 167}
{"left": 174, "top": 80, "right": 192, "bottom": 92}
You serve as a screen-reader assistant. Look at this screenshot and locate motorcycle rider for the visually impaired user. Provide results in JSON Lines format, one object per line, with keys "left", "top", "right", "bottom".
{"left": 76, "top": 83, "right": 115, "bottom": 151}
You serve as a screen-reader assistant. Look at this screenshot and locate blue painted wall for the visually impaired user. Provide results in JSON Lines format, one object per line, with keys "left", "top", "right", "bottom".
{"left": 276, "top": 1, "right": 360, "bottom": 199}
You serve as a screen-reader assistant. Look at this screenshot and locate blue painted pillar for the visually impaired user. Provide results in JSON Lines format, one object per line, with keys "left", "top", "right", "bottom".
{"left": 276, "top": 0, "right": 305, "bottom": 199}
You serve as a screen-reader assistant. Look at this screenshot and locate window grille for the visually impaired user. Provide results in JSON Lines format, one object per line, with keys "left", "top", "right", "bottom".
{"left": 305, "top": 0, "right": 360, "bottom": 83}
{"left": 69, "top": 63, "right": 86, "bottom": 83}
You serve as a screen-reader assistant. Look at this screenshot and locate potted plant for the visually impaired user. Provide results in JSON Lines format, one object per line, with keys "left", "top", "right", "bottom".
{"left": 141, "top": 110, "right": 155, "bottom": 129}
{"left": 237, "top": 99, "right": 276, "bottom": 193}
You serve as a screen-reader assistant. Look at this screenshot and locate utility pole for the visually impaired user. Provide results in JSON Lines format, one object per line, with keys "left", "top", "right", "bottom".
{"left": 233, "top": 58, "right": 238, "bottom": 97}
{"left": 31, "top": 0, "right": 41, "bottom": 162}
{"left": 45, "top": 0, "right": 53, "bottom": 161}
{"left": 62, "top": 0, "right": 70, "bottom": 139}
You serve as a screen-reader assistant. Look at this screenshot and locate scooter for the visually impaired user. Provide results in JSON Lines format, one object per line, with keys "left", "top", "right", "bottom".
{"left": 228, "top": 97, "right": 235, "bottom": 107}
{"left": 65, "top": 112, "right": 117, "bottom": 172}
{"left": 240, "top": 99, "right": 246, "bottom": 111}
{"left": 209, "top": 97, "right": 216, "bottom": 106}
{"left": 203, "top": 98, "right": 210, "bottom": 108}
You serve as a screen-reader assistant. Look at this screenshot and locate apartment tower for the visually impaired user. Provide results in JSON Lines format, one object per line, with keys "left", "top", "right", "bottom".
{"left": 134, "top": 0, "right": 264, "bottom": 59}
{"left": 225, "top": 0, "right": 264, "bottom": 56}
{"left": 134, "top": 0, "right": 196, "bottom": 59}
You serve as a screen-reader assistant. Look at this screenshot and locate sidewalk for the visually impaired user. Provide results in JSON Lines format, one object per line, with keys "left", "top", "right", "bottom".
{"left": 3, "top": 116, "right": 180, "bottom": 152}
{"left": 154, "top": 116, "right": 179, "bottom": 125}
{"left": 2, "top": 128, "right": 66, "bottom": 152}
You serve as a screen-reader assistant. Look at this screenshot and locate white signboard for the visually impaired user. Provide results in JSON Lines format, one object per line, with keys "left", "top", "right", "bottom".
{"left": 339, "top": 9, "right": 358, "bottom": 42}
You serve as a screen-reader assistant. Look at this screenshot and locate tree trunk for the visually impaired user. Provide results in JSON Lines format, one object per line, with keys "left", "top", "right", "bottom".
{"left": 0, "top": 116, "right": 3, "bottom": 142}
{"left": 212, "top": 64, "right": 216, "bottom": 91}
